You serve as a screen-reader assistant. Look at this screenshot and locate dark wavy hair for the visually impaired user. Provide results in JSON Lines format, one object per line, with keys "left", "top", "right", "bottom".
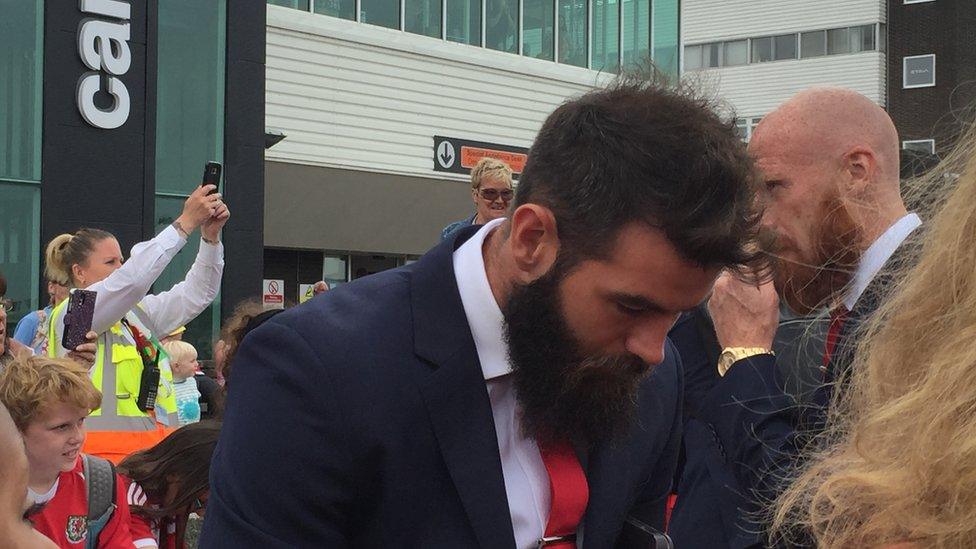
{"left": 514, "top": 70, "right": 766, "bottom": 276}
{"left": 117, "top": 421, "right": 221, "bottom": 519}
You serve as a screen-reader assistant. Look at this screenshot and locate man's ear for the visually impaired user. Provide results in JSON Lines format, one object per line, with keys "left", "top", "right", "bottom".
{"left": 508, "top": 204, "right": 559, "bottom": 283}
{"left": 843, "top": 147, "right": 876, "bottom": 193}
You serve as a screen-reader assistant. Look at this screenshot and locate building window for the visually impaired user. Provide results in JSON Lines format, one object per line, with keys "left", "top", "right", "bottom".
{"left": 621, "top": 0, "right": 649, "bottom": 67}
{"left": 360, "top": 0, "right": 400, "bottom": 29}
{"left": 750, "top": 36, "right": 772, "bottom": 63}
{"left": 800, "top": 30, "right": 826, "bottom": 58}
{"left": 405, "top": 0, "right": 442, "bottom": 37}
{"left": 523, "top": 0, "right": 555, "bottom": 60}
{"left": 314, "top": 0, "right": 355, "bottom": 19}
{"left": 902, "top": 139, "right": 935, "bottom": 155}
{"left": 591, "top": 0, "right": 620, "bottom": 72}
{"left": 557, "top": 0, "right": 587, "bottom": 67}
{"left": 734, "top": 116, "right": 763, "bottom": 142}
{"left": 850, "top": 24, "right": 875, "bottom": 52}
{"left": 773, "top": 33, "right": 797, "bottom": 61}
{"left": 826, "top": 27, "right": 850, "bottom": 55}
{"left": 156, "top": 0, "right": 227, "bottom": 355}
{"left": 486, "top": 0, "right": 519, "bottom": 52}
{"left": 903, "top": 54, "right": 936, "bottom": 88}
{"left": 650, "top": 0, "right": 678, "bottom": 74}
{"left": 446, "top": 0, "right": 481, "bottom": 45}
{"left": 269, "top": 0, "right": 311, "bottom": 9}
{"left": 722, "top": 40, "right": 748, "bottom": 66}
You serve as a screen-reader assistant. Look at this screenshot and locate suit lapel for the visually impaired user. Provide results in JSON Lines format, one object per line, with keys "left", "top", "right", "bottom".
{"left": 410, "top": 229, "right": 516, "bottom": 549}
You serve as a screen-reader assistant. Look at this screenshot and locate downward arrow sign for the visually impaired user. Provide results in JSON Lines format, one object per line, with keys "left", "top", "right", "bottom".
{"left": 440, "top": 150, "right": 453, "bottom": 164}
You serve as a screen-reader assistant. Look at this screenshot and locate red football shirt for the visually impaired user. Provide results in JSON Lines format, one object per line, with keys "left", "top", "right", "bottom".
{"left": 124, "top": 478, "right": 178, "bottom": 549}
{"left": 29, "top": 455, "right": 134, "bottom": 548}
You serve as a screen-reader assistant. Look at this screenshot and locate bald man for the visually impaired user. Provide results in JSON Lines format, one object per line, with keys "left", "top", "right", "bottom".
{"left": 0, "top": 404, "right": 58, "bottom": 549}
{"left": 668, "top": 88, "right": 921, "bottom": 548}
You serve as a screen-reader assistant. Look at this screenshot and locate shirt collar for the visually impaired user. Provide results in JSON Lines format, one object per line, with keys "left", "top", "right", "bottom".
{"left": 452, "top": 218, "right": 511, "bottom": 381}
{"left": 843, "top": 212, "right": 921, "bottom": 311}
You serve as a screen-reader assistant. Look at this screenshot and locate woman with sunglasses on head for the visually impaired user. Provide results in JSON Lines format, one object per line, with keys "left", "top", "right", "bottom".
{"left": 118, "top": 421, "right": 220, "bottom": 549}
{"left": 440, "top": 157, "right": 514, "bottom": 241}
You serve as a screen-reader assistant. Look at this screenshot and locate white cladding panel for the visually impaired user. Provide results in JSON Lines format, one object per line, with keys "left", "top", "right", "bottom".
{"left": 265, "top": 6, "right": 608, "bottom": 179}
{"left": 682, "top": 0, "right": 885, "bottom": 43}
{"left": 694, "top": 52, "right": 887, "bottom": 117}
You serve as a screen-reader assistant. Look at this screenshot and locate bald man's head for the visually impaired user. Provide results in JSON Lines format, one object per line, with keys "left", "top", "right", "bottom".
{"left": 749, "top": 87, "right": 909, "bottom": 314}
{"left": 751, "top": 87, "right": 900, "bottom": 187}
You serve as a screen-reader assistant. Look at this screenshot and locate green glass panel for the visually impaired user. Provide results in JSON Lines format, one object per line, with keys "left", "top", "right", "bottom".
{"left": 650, "top": 0, "right": 678, "bottom": 76}
{"left": 557, "top": 0, "right": 587, "bottom": 67}
{"left": 486, "top": 0, "right": 519, "bottom": 53}
{"left": 155, "top": 1, "right": 226, "bottom": 356}
{"left": 314, "top": 0, "right": 355, "bottom": 20}
{"left": 523, "top": 0, "right": 554, "bottom": 60}
{"left": 156, "top": 0, "right": 226, "bottom": 195}
{"left": 360, "top": 0, "right": 400, "bottom": 29}
{"left": 446, "top": 0, "right": 481, "bottom": 45}
{"left": 0, "top": 183, "right": 40, "bottom": 326}
{"left": 591, "top": 0, "right": 619, "bottom": 72}
{"left": 621, "top": 0, "right": 649, "bottom": 69}
{"left": 268, "top": 0, "right": 311, "bottom": 10}
{"left": 0, "top": 0, "right": 42, "bottom": 182}
{"left": 153, "top": 197, "right": 218, "bottom": 358}
{"left": 405, "top": 0, "right": 442, "bottom": 38}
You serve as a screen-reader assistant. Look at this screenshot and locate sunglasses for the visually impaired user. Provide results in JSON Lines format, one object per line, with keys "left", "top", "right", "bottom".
{"left": 0, "top": 298, "right": 13, "bottom": 313}
{"left": 478, "top": 188, "right": 514, "bottom": 202}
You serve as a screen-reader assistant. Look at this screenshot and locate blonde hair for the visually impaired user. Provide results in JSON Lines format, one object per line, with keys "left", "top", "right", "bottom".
{"left": 163, "top": 340, "right": 197, "bottom": 367}
{"left": 45, "top": 228, "right": 115, "bottom": 288}
{"left": 0, "top": 356, "right": 102, "bottom": 431}
{"left": 772, "top": 123, "right": 976, "bottom": 547}
{"left": 469, "top": 157, "right": 513, "bottom": 190}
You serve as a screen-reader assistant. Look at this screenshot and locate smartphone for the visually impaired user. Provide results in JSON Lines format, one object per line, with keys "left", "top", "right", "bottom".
{"left": 201, "top": 161, "right": 222, "bottom": 195}
{"left": 616, "top": 516, "right": 674, "bottom": 549}
{"left": 61, "top": 289, "right": 97, "bottom": 350}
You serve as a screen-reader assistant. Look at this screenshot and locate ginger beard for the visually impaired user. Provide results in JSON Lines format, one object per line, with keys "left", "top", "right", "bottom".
{"left": 767, "top": 197, "right": 862, "bottom": 315}
{"left": 503, "top": 263, "right": 652, "bottom": 449}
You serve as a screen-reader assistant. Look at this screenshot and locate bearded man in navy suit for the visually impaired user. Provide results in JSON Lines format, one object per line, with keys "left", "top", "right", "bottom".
{"left": 201, "top": 77, "right": 765, "bottom": 548}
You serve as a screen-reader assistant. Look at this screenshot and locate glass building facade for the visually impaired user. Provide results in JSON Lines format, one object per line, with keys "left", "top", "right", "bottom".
{"left": 0, "top": 0, "right": 43, "bottom": 325}
{"left": 269, "top": 0, "right": 680, "bottom": 75}
{"left": 0, "top": 1, "right": 233, "bottom": 354}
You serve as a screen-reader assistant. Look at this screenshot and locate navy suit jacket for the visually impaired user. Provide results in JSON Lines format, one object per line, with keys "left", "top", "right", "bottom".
{"left": 200, "top": 227, "right": 684, "bottom": 548}
{"left": 668, "top": 247, "right": 911, "bottom": 549}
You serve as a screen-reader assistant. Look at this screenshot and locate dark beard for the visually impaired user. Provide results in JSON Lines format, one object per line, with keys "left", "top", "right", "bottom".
{"left": 503, "top": 266, "right": 652, "bottom": 449}
{"left": 767, "top": 198, "right": 861, "bottom": 315}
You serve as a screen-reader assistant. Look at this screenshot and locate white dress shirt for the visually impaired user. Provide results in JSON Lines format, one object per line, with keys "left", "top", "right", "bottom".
{"left": 54, "top": 225, "right": 224, "bottom": 355}
{"left": 842, "top": 212, "right": 921, "bottom": 311}
{"left": 453, "top": 218, "right": 552, "bottom": 549}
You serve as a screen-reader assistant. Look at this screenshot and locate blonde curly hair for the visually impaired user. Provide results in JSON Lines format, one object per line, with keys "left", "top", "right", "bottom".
{"left": 772, "top": 123, "right": 976, "bottom": 548}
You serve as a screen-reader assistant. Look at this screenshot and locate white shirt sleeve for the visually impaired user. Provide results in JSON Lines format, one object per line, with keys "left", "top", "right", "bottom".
{"left": 138, "top": 238, "right": 224, "bottom": 336}
{"left": 73, "top": 225, "right": 188, "bottom": 339}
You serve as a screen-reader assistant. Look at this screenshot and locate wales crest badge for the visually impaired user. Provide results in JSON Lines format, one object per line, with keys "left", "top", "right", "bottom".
{"left": 66, "top": 515, "right": 88, "bottom": 543}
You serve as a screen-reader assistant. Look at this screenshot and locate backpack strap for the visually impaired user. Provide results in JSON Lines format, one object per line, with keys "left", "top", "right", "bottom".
{"left": 83, "top": 454, "right": 117, "bottom": 549}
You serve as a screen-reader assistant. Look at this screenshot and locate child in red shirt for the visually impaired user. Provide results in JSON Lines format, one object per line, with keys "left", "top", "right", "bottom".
{"left": 0, "top": 356, "right": 135, "bottom": 548}
{"left": 119, "top": 421, "right": 220, "bottom": 549}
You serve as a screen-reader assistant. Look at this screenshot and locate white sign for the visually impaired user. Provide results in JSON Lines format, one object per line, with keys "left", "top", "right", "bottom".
{"left": 299, "top": 283, "right": 314, "bottom": 304}
{"left": 77, "top": 0, "right": 132, "bottom": 129}
{"left": 262, "top": 279, "right": 285, "bottom": 309}
{"left": 436, "top": 140, "right": 456, "bottom": 169}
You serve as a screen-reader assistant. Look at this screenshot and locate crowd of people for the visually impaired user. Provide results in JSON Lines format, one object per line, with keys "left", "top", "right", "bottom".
{"left": 2, "top": 72, "right": 976, "bottom": 548}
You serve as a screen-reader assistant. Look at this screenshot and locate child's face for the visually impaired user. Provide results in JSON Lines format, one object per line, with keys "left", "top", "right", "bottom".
{"left": 21, "top": 401, "right": 89, "bottom": 478}
{"left": 173, "top": 353, "right": 198, "bottom": 379}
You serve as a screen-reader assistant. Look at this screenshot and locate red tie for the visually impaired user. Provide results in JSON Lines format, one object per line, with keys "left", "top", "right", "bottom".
{"left": 538, "top": 440, "right": 589, "bottom": 548}
{"left": 823, "top": 306, "right": 849, "bottom": 372}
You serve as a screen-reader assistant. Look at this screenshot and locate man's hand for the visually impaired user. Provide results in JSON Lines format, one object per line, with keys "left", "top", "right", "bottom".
{"left": 67, "top": 331, "right": 98, "bottom": 368}
{"left": 201, "top": 199, "right": 230, "bottom": 243}
{"left": 708, "top": 272, "right": 779, "bottom": 350}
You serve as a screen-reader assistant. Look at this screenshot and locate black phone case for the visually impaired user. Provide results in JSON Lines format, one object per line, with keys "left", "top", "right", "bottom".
{"left": 137, "top": 365, "right": 160, "bottom": 412}
{"left": 202, "top": 161, "right": 222, "bottom": 194}
{"left": 62, "top": 289, "right": 97, "bottom": 350}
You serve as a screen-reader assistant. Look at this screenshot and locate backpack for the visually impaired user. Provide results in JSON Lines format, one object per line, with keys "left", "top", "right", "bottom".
{"left": 82, "top": 454, "right": 117, "bottom": 549}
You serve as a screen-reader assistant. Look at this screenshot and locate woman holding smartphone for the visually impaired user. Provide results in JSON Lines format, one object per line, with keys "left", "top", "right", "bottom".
{"left": 45, "top": 183, "right": 229, "bottom": 463}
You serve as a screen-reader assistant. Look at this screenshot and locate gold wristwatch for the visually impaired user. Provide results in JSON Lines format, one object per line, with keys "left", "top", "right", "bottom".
{"left": 717, "top": 347, "right": 774, "bottom": 377}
